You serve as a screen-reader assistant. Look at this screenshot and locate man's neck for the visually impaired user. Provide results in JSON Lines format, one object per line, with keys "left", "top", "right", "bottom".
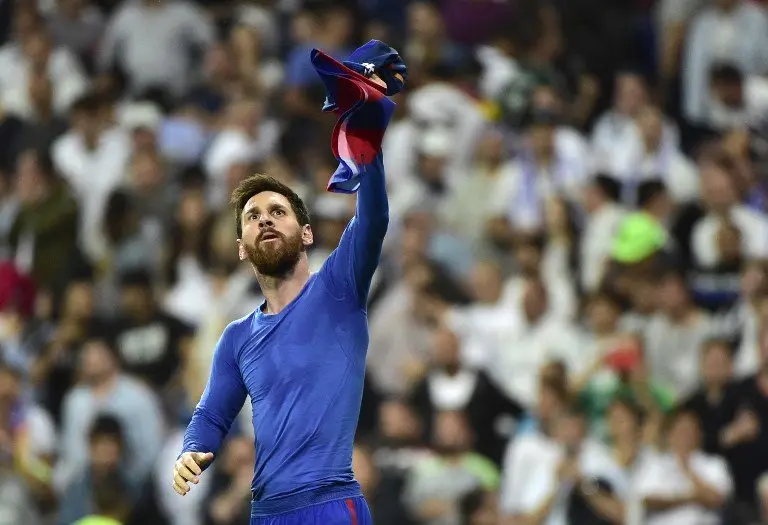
{"left": 258, "top": 259, "right": 311, "bottom": 315}
{"left": 81, "top": 132, "right": 100, "bottom": 152}
{"left": 533, "top": 148, "right": 554, "bottom": 167}
{"left": 668, "top": 304, "right": 695, "bottom": 324}
{"left": 643, "top": 138, "right": 661, "bottom": 156}
{"left": 706, "top": 383, "right": 726, "bottom": 403}
{"left": 91, "top": 373, "right": 118, "bottom": 397}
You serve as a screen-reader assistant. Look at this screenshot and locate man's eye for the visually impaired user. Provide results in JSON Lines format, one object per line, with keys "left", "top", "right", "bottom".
{"left": 274, "top": 209, "right": 285, "bottom": 216}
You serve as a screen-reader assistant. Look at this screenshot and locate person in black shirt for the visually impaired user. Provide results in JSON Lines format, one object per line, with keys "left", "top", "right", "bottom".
{"left": 718, "top": 325, "right": 768, "bottom": 519}
{"left": 680, "top": 339, "right": 735, "bottom": 454}
{"left": 409, "top": 324, "right": 523, "bottom": 466}
{"left": 110, "top": 269, "right": 194, "bottom": 395}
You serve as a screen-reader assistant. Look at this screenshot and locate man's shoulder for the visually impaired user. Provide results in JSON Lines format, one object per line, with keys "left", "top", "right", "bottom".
{"left": 224, "top": 311, "right": 259, "bottom": 341}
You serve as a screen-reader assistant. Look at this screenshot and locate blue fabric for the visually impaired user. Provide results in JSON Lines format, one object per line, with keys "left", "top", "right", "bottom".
{"left": 311, "top": 45, "right": 403, "bottom": 193}
{"left": 343, "top": 40, "right": 407, "bottom": 96}
{"left": 319, "top": 40, "right": 406, "bottom": 113}
{"left": 251, "top": 496, "right": 373, "bottom": 525}
{"left": 180, "top": 156, "right": 389, "bottom": 515}
{"left": 285, "top": 44, "right": 351, "bottom": 87}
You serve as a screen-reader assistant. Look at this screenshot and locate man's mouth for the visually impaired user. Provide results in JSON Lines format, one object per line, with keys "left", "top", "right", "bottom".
{"left": 260, "top": 231, "right": 280, "bottom": 243}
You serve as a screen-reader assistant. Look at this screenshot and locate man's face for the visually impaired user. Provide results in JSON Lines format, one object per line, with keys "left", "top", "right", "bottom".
{"left": 238, "top": 191, "right": 312, "bottom": 277}
{"left": 668, "top": 413, "right": 701, "bottom": 454}
{"left": 90, "top": 435, "right": 122, "bottom": 473}
{"left": 119, "top": 285, "right": 152, "bottom": 319}
{"left": 701, "top": 162, "right": 738, "bottom": 211}
{"left": 555, "top": 412, "right": 586, "bottom": 450}
{"left": 712, "top": 80, "right": 743, "bottom": 108}
{"left": 79, "top": 340, "right": 117, "bottom": 385}
{"left": 702, "top": 344, "right": 733, "bottom": 387}
{"left": 615, "top": 73, "right": 647, "bottom": 115}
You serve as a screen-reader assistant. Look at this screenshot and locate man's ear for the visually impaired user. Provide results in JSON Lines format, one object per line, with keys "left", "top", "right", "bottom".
{"left": 237, "top": 239, "right": 246, "bottom": 261}
{"left": 302, "top": 225, "right": 314, "bottom": 247}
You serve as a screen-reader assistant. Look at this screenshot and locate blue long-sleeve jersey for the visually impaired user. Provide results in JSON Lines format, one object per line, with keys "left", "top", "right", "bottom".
{"left": 181, "top": 154, "right": 388, "bottom": 516}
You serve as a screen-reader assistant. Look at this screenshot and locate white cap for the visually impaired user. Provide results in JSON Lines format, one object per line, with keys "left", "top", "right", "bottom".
{"left": 119, "top": 102, "right": 163, "bottom": 132}
{"left": 418, "top": 127, "right": 453, "bottom": 157}
{"left": 314, "top": 195, "right": 353, "bottom": 220}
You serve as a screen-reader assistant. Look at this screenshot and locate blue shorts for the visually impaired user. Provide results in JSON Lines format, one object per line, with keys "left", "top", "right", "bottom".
{"left": 251, "top": 496, "right": 372, "bottom": 525}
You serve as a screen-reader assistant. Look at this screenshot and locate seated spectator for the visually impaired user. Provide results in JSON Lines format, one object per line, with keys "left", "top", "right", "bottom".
{"left": 8, "top": 148, "right": 80, "bottom": 291}
{"left": 110, "top": 269, "right": 194, "bottom": 396}
{"left": 409, "top": 324, "right": 522, "bottom": 465}
{"left": 54, "top": 335, "right": 164, "bottom": 493}
{"left": 59, "top": 415, "right": 136, "bottom": 525}
{"left": 612, "top": 104, "right": 699, "bottom": 205}
{"left": 680, "top": 339, "right": 736, "bottom": 454}
{"left": 635, "top": 408, "right": 732, "bottom": 524}
{"left": 0, "top": 360, "right": 57, "bottom": 514}
{"left": 73, "top": 475, "right": 132, "bottom": 525}
{"left": 576, "top": 333, "right": 673, "bottom": 440}
{"left": 605, "top": 397, "right": 657, "bottom": 522}
{"left": 707, "top": 63, "right": 768, "bottom": 131}
{"left": 718, "top": 324, "right": 768, "bottom": 517}
{"left": 404, "top": 410, "right": 499, "bottom": 525}
{"left": 369, "top": 400, "right": 427, "bottom": 525}
{"left": 500, "top": 401, "right": 627, "bottom": 524}
{"left": 643, "top": 268, "right": 714, "bottom": 400}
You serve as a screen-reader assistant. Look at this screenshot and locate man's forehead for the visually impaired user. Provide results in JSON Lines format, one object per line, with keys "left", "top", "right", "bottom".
{"left": 243, "top": 191, "right": 290, "bottom": 212}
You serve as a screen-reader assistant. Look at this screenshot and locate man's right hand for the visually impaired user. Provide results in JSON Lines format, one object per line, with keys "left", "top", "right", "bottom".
{"left": 173, "top": 451, "right": 214, "bottom": 496}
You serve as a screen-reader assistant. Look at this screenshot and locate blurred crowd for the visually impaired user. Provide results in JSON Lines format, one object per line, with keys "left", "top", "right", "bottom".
{"left": 0, "top": 0, "right": 767, "bottom": 524}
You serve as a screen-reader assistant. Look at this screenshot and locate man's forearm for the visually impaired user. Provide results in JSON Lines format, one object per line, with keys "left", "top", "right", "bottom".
{"left": 354, "top": 154, "right": 389, "bottom": 229}
{"left": 643, "top": 495, "right": 694, "bottom": 511}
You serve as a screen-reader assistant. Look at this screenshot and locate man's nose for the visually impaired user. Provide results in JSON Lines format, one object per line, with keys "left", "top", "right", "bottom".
{"left": 258, "top": 216, "right": 274, "bottom": 229}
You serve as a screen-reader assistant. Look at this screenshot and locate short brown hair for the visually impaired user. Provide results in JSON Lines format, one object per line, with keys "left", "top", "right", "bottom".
{"left": 230, "top": 175, "right": 311, "bottom": 238}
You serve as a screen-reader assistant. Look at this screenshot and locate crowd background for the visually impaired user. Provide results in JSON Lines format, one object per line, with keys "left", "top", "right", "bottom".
{"left": 0, "top": 0, "right": 768, "bottom": 524}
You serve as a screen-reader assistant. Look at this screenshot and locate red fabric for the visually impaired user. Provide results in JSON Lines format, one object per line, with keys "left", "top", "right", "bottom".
{"left": 345, "top": 498, "right": 359, "bottom": 525}
{"left": 0, "top": 263, "right": 36, "bottom": 317}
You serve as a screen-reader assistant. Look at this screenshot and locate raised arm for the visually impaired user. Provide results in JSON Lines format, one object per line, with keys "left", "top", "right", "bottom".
{"left": 320, "top": 153, "right": 389, "bottom": 308}
{"left": 175, "top": 326, "right": 247, "bottom": 495}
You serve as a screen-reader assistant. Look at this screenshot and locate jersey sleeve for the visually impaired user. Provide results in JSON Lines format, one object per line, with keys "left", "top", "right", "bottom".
{"left": 181, "top": 324, "right": 247, "bottom": 458}
{"left": 319, "top": 153, "right": 389, "bottom": 308}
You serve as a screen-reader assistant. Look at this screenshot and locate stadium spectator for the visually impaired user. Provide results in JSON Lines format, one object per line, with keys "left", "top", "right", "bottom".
{"left": 0, "top": 1, "right": 766, "bottom": 523}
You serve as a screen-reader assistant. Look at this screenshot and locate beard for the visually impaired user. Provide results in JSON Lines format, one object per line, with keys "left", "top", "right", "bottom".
{"left": 244, "top": 229, "right": 304, "bottom": 277}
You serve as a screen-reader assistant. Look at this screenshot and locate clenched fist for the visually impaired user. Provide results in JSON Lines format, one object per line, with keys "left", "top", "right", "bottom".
{"left": 173, "top": 451, "right": 214, "bottom": 496}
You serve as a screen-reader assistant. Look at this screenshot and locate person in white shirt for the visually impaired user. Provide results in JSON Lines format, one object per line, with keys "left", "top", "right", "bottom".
{"left": 204, "top": 98, "right": 279, "bottom": 208}
{"left": 490, "top": 110, "right": 589, "bottom": 233}
{"left": 706, "top": 63, "right": 768, "bottom": 131}
{"left": 643, "top": 269, "right": 713, "bottom": 401}
{"left": 442, "top": 259, "right": 517, "bottom": 370}
{"left": 612, "top": 104, "right": 699, "bottom": 204}
{"left": 502, "top": 401, "right": 627, "bottom": 525}
{"left": 635, "top": 408, "right": 732, "bottom": 525}
{"left": 1, "top": 28, "right": 88, "bottom": 120}
{"left": 439, "top": 126, "right": 517, "bottom": 253}
{"left": 98, "top": 0, "right": 215, "bottom": 98}
{"left": 580, "top": 175, "right": 625, "bottom": 293}
{"left": 593, "top": 71, "right": 673, "bottom": 168}
{"left": 487, "top": 276, "right": 581, "bottom": 408}
{"left": 683, "top": 0, "right": 768, "bottom": 124}
{"left": 691, "top": 152, "right": 768, "bottom": 268}
{"left": 51, "top": 93, "right": 131, "bottom": 264}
